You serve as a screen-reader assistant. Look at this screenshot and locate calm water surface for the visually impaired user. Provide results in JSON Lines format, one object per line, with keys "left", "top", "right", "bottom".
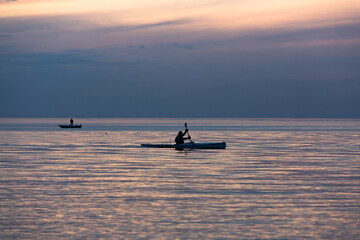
{"left": 0, "top": 118, "right": 359, "bottom": 239}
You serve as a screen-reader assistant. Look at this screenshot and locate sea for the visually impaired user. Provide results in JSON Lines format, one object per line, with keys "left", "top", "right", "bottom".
{"left": 0, "top": 118, "right": 359, "bottom": 240}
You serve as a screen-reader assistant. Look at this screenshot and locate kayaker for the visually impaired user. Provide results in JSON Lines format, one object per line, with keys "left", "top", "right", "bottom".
{"left": 70, "top": 118, "right": 74, "bottom": 125}
{"left": 175, "top": 129, "right": 191, "bottom": 144}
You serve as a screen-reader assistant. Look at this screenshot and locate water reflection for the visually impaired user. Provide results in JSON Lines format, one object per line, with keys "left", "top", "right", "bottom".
{"left": 0, "top": 119, "right": 359, "bottom": 239}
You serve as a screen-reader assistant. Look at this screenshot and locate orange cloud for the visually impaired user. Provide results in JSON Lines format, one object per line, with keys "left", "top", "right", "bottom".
{"left": 1, "top": 0, "right": 359, "bottom": 51}
{"left": 1, "top": 0, "right": 359, "bottom": 31}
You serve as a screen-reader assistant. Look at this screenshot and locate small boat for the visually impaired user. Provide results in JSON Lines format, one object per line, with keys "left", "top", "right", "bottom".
{"left": 59, "top": 124, "right": 82, "bottom": 128}
{"left": 141, "top": 142, "right": 226, "bottom": 149}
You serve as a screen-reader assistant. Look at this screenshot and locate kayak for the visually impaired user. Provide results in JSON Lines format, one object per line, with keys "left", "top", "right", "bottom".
{"left": 59, "top": 124, "right": 81, "bottom": 128}
{"left": 59, "top": 124, "right": 82, "bottom": 128}
{"left": 141, "top": 142, "right": 226, "bottom": 149}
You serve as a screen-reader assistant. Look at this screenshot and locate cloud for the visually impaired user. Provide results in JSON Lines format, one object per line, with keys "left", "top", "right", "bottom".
{"left": 0, "top": 34, "right": 11, "bottom": 38}
{"left": 0, "top": 16, "right": 197, "bottom": 52}
{"left": 160, "top": 42, "right": 196, "bottom": 50}
{"left": 96, "top": 18, "right": 193, "bottom": 33}
{"left": 157, "top": 40, "right": 224, "bottom": 51}
{"left": 1, "top": 5, "right": 359, "bottom": 118}
{"left": 211, "top": 20, "right": 360, "bottom": 51}
{"left": 1, "top": 10, "right": 359, "bottom": 54}
{"left": 1, "top": 42, "right": 359, "bottom": 118}
{"left": 0, "top": 0, "right": 17, "bottom": 3}
{"left": 0, "top": 49, "right": 101, "bottom": 66}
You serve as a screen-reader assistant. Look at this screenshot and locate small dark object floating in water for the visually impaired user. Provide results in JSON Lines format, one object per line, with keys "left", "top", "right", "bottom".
{"left": 59, "top": 124, "right": 82, "bottom": 128}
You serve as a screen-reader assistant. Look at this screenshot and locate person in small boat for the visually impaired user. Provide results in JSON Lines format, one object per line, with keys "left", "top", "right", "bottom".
{"left": 175, "top": 129, "right": 191, "bottom": 144}
{"left": 70, "top": 118, "right": 74, "bottom": 125}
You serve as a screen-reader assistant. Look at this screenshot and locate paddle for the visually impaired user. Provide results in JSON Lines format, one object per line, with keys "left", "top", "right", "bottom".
{"left": 185, "top": 122, "right": 194, "bottom": 144}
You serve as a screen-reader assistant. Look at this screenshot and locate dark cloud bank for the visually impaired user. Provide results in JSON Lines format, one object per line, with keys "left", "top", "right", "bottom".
{"left": 0, "top": 18, "right": 359, "bottom": 118}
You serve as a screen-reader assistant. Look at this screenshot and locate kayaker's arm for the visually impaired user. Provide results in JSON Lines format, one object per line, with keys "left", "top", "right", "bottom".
{"left": 184, "top": 130, "right": 191, "bottom": 140}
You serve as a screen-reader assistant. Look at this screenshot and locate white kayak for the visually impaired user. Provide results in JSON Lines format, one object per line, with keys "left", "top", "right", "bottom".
{"left": 59, "top": 124, "right": 82, "bottom": 128}
{"left": 141, "top": 142, "right": 226, "bottom": 149}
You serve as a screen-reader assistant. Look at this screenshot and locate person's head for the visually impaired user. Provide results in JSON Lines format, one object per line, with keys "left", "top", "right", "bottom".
{"left": 178, "top": 131, "right": 183, "bottom": 135}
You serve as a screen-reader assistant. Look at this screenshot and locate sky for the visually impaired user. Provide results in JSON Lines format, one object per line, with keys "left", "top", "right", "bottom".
{"left": 0, "top": 0, "right": 359, "bottom": 118}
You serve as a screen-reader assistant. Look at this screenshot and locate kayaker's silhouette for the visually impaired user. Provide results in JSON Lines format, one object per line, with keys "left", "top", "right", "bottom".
{"left": 141, "top": 122, "right": 226, "bottom": 149}
{"left": 175, "top": 129, "right": 191, "bottom": 144}
{"left": 70, "top": 118, "right": 74, "bottom": 125}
